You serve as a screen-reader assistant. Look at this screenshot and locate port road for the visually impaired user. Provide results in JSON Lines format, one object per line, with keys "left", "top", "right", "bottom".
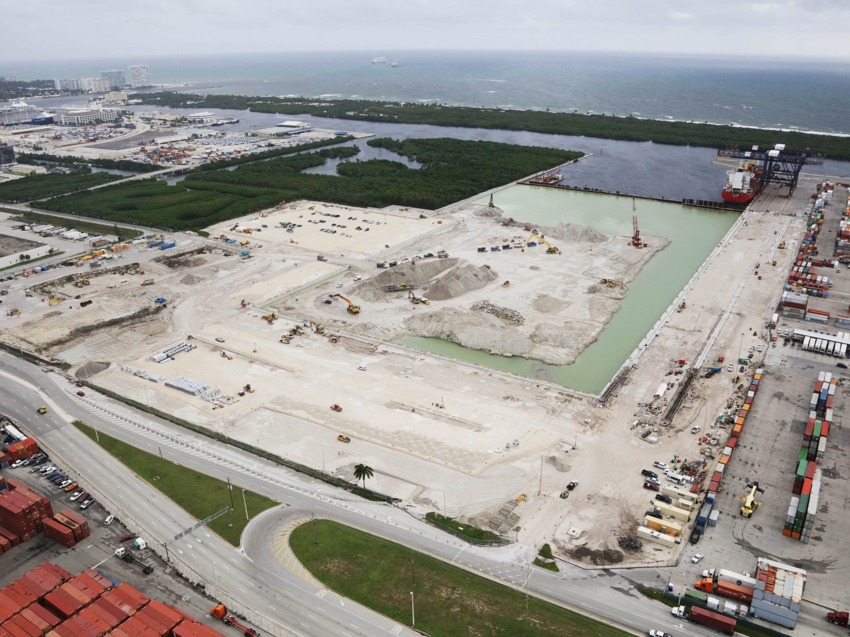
{"left": 0, "top": 351, "right": 764, "bottom": 637}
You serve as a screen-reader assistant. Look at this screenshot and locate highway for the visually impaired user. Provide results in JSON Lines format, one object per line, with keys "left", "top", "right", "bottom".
{"left": 0, "top": 351, "right": 737, "bottom": 637}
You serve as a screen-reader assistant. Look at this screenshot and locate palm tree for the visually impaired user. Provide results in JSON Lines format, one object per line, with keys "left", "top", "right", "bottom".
{"left": 353, "top": 464, "right": 374, "bottom": 490}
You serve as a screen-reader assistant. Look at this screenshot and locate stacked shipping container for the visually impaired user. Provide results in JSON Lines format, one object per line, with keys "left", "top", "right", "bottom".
{"left": 0, "top": 564, "right": 225, "bottom": 637}
{"left": 750, "top": 558, "right": 806, "bottom": 629}
{"left": 3, "top": 440, "right": 39, "bottom": 463}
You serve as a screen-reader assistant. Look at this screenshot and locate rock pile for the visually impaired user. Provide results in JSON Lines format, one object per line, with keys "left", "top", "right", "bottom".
{"left": 470, "top": 301, "right": 525, "bottom": 326}
{"left": 617, "top": 536, "right": 643, "bottom": 552}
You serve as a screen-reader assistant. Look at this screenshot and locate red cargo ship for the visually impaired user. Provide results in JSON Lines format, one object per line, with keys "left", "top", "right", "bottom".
{"left": 722, "top": 163, "right": 763, "bottom": 203}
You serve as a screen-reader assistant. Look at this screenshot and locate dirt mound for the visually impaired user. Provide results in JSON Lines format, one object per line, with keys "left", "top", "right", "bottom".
{"left": 549, "top": 222, "right": 609, "bottom": 244}
{"left": 532, "top": 294, "right": 569, "bottom": 314}
{"left": 75, "top": 361, "right": 110, "bottom": 378}
{"left": 545, "top": 454, "right": 571, "bottom": 473}
{"left": 180, "top": 274, "right": 204, "bottom": 285}
{"left": 355, "top": 258, "right": 497, "bottom": 303}
{"left": 164, "top": 255, "right": 206, "bottom": 270}
{"left": 405, "top": 308, "right": 534, "bottom": 357}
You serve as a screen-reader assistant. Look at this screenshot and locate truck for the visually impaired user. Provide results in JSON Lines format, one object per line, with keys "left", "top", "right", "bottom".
{"left": 827, "top": 611, "right": 848, "bottom": 627}
{"left": 148, "top": 240, "right": 164, "bottom": 248}
{"left": 377, "top": 262, "right": 387, "bottom": 268}
{"left": 210, "top": 605, "right": 260, "bottom": 637}
{"left": 695, "top": 576, "right": 753, "bottom": 602}
{"left": 317, "top": 256, "right": 327, "bottom": 262}
{"left": 141, "top": 279, "right": 154, "bottom": 286}
{"left": 239, "top": 251, "right": 250, "bottom": 257}
{"left": 114, "top": 547, "right": 153, "bottom": 575}
{"left": 688, "top": 606, "right": 736, "bottom": 634}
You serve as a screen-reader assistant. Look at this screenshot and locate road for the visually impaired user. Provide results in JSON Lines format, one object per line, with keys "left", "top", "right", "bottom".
{"left": 0, "top": 351, "right": 779, "bottom": 637}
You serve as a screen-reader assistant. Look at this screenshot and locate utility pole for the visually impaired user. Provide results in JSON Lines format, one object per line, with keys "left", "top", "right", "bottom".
{"left": 538, "top": 454, "right": 543, "bottom": 495}
{"left": 312, "top": 513, "right": 318, "bottom": 545}
{"left": 227, "top": 478, "right": 234, "bottom": 527}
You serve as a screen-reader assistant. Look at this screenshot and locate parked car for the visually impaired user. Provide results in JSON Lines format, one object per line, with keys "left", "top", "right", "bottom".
{"left": 80, "top": 498, "right": 95, "bottom": 510}
{"left": 655, "top": 494, "right": 672, "bottom": 504}
{"left": 120, "top": 534, "right": 136, "bottom": 543}
{"left": 58, "top": 480, "right": 73, "bottom": 489}
{"left": 653, "top": 461, "right": 669, "bottom": 470}
{"left": 69, "top": 490, "right": 84, "bottom": 501}
{"left": 63, "top": 482, "right": 78, "bottom": 492}
{"left": 643, "top": 482, "right": 660, "bottom": 491}
{"left": 691, "top": 553, "right": 705, "bottom": 563}
{"left": 104, "top": 515, "right": 115, "bottom": 526}
{"left": 74, "top": 492, "right": 90, "bottom": 503}
{"left": 645, "top": 476, "right": 660, "bottom": 485}
{"left": 691, "top": 426, "right": 701, "bottom": 434}
{"left": 357, "top": 365, "right": 367, "bottom": 371}
{"left": 77, "top": 391, "right": 85, "bottom": 397}
{"left": 641, "top": 469, "right": 658, "bottom": 479}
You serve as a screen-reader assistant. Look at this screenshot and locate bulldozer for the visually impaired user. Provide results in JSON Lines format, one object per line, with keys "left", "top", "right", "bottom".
{"left": 211, "top": 605, "right": 260, "bottom": 637}
{"left": 326, "top": 334, "right": 339, "bottom": 343}
{"left": 309, "top": 320, "right": 324, "bottom": 334}
{"left": 737, "top": 481, "right": 765, "bottom": 517}
{"left": 522, "top": 233, "right": 561, "bottom": 255}
{"left": 330, "top": 293, "right": 361, "bottom": 314}
{"left": 261, "top": 313, "right": 277, "bottom": 324}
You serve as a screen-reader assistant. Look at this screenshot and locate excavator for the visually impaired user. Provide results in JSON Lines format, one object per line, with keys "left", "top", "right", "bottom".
{"left": 261, "top": 313, "right": 278, "bottom": 324}
{"left": 330, "top": 293, "right": 361, "bottom": 314}
{"left": 522, "top": 233, "right": 561, "bottom": 254}
{"left": 737, "top": 481, "right": 765, "bottom": 517}
{"left": 599, "top": 279, "right": 622, "bottom": 288}
{"left": 407, "top": 290, "right": 429, "bottom": 305}
{"left": 309, "top": 320, "right": 324, "bottom": 334}
{"left": 275, "top": 200, "right": 287, "bottom": 209}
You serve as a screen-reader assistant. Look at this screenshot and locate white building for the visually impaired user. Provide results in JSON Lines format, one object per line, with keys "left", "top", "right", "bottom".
{"left": 2, "top": 75, "right": 16, "bottom": 82}
{"left": 0, "top": 234, "right": 52, "bottom": 270}
{"left": 82, "top": 78, "right": 111, "bottom": 93}
{"left": 128, "top": 65, "right": 151, "bottom": 87}
{"left": 54, "top": 78, "right": 83, "bottom": 91}
{"left": 100, "top": 69, "right": 126, "bottom": 89}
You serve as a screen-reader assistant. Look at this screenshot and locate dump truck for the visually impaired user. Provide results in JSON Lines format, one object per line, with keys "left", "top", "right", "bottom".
{"left": 141, "top": 279, "right": 154, "bottom": 286}
{"left": 211, "top": 605, "right": 259, "bottom": 637}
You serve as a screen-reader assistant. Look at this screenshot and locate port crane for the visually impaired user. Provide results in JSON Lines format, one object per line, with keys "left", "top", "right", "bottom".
{"left": 632, "top": 198, "right": 643, "bottom": 248}
{"left": 737, "top": 481, "right": 765, "bottom": 517}
{"left": 521, "top": 233, "right": 561, "bottom": 254}
{"left": 716, "top": 145, "right": 824, "bottom": 196}
{"left": 330, "top": 293, "right": 361, "bottom": 314}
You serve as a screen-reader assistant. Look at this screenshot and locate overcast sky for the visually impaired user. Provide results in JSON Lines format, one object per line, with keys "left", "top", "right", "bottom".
{"left": 6, "top": 0, "right": 850, "bottom": 60}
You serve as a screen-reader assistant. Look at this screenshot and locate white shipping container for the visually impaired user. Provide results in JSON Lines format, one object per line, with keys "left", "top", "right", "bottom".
{"left": 719, "top": 569, "right": 758, "bottom": 590}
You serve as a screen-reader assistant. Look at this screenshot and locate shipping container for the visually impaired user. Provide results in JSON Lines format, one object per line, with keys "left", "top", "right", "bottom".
{"left": 689, "top": 606, "right": 736, "bottom": 634}
{"left": 716, "top": 581, "right": 754, "bottom": 602}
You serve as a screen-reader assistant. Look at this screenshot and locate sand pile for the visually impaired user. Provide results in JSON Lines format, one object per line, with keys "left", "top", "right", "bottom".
{"left": 180, "top": 274, "right": 204, "bottom": 286}
{"left": 355, "top": 258, "right": 497, "bottom": 303}
{"left": 406, "top": 308, "right": 534, "bottom": 358}
{"left": 549, "top": 222, "right": 609, "bottom": 244}
{"left": 426, "top": 263, "right": 498, "bottom": 301}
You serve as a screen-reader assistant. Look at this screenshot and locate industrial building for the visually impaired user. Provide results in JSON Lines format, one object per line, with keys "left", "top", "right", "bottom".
{"left": 0, "top": 234, "right": 51, "bottom": 269}
{"left": 128, "top": 65, "right": 151, "bottom": 87}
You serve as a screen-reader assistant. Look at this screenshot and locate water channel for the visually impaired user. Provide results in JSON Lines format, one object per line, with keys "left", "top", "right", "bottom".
{"left": 398, "top": 186, "right": 738, "bottom": 394}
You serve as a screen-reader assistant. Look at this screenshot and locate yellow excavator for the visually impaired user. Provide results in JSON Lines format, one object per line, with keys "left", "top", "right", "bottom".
{"left": 407, "top": 290, "right": 429, "bottom": 305}
{"left": 309, "top": 320, "right": 325, "bottom": 334}
{"left": 737, "top": 482, "right": 765, "bottom": 517}
{"left": 275, "top": 200, "right": 287, "bottom": 209}
{"left": 330, "top": 293, "right": 361, "bottom": 314}
{"left": 522, "top": 233, "right": 561, "bottom": 254}
{"left": 599, "top": 279, "right": 622, "bottom": 288}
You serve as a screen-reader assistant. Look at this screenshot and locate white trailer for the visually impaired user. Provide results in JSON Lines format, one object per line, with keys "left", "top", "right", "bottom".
{"left": 803, "top": 336, "right": 811, "bottom": 350}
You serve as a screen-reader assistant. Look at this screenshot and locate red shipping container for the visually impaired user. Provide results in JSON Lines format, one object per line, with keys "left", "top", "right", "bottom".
{"left": 25, "top": 605, "right": 60, "bottom": 630}
{"left": 5, "top": 614, "right": 43, "bottom": 637}
{"left": 716, "top": 581, "right": 754, "bottom": 602}
{"left": 822, "top": 421, "right": 830, "bottom": 437}
{"left": 91, "top": 600, "right": 127, "bottom": 627}
{"left": 727, "top": 437, "right": 737, "bottom": 449}
{"left": 689, "top": 606, "right": 736, "bottom": 634}
{"left": 712, "top": 471, "right": 722, "bottom": 484}
{"left": 709, "top": 480, "right": 719, "bottom": 493}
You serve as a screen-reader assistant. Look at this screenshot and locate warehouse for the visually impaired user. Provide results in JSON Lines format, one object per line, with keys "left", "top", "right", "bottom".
{"left": 0, "top": 234, "right": 51, "bottom": 269}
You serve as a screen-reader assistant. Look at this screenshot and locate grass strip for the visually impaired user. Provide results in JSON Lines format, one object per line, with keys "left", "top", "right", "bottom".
{"left": 424, "top": 512, "right": 504, "bottom": 545}
{"left": 291, "top": 519, "right": 631, "bottom": 637}
{"left": 71, "top": 420, "right": 278, "bottom": 546}
{"left": 533, "top": 558, "right": 560, "bottom": 573}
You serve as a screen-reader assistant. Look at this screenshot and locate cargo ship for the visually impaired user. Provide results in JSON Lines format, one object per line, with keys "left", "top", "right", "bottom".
{"left": 722, "top": 162, "right": 763, "bottom": 204}
{"left": 392, "top": 59, "right": 398, "bottom": 68}
{"left": 371, "top": 56, "right": 387, "bottom": 64}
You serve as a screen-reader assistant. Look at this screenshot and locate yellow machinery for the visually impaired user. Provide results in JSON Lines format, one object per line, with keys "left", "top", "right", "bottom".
{"left": 261, "top": 313, "right": 278, "bottom": 324}
{"left": 599, "top": 279, "right": 622, "bottom": 288}
{"left": 48, "top": 298, "right": 62, "bottom": 306}
{"left": 275, "top": 200, "right": 287, "bottom": 209}
{"left": 243, "top": 384, "right": 255, "bottom": 394}
{"left": 37, "top": 406, "right": 47, "bottom": 414}
{"left": 522, "top": 233, "right": 560, "bottom": 254}
{"left": 737, "top": 482, "right": 765, "bottom": 517}
{"left": 330, "top": 293, "right": 361, "bottom": 314}
{"left": 309, "top": 320, "right": 324, "bottom": 334}
{"left": 778, "top": 241, "right": 786, "bottom": 249}
{"left": 502, "top": 281, "right": 510, "bottom": 287}
{"left": 407, "top": 290, "right": 429, "bottom": 305}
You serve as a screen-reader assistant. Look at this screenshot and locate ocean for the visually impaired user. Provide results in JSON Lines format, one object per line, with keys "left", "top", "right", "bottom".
{"left": 12, "top": 51, "right": 850, "bottom": 135}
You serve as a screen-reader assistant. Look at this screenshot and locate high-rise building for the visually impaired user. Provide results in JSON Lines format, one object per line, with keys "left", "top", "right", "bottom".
{"left": 79, "top": 78, "right": 110, "bottom": 93}
{"left": 128, "top": 65, "right": 151, "bottom": 88}
{"left": 1, "top": 75, "right": 16, "bottom": 82}
{"left": 100, "top": 70, "right": 125, "bottom": 89}
{"left": 54, "top": 78, "right": 83, "bottom": 91}
{"left": 0, "top": 143, "right": 15, "bottom": 166}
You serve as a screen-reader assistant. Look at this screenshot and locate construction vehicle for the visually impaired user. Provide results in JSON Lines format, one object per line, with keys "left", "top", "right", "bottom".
{"left": 599, "top": 279, "right": 622, "bottom": 287}
{"left": 7, "top": 308, "right": 20, "bottom": 316}
{"left": 407, "top": 290, "right": 429, "bottom": 305}
{"left": 677, "top": 301, "right": 686, "bottom": 312}
{"left": 337, "top": 434, "right": 351, "bottom": 443}
{"left": 114, "top": 548, "right": 153, "bottom": 575}
{"left": 220, "top": 351, "right": 233, "bottom": 360}
{"left": 632, "top": 198, "right": 644, "bottom": 248}
{"left": 521, "top": 233, "right": 560, "bottom": 254}
{"left": 275, "top": 200, "right": 287, "bottom": 209}
{"left": 778, "top": 240, "right": 786, "bottom": 249}
{"left": 240, "top": 299, "right": 247, "bottom": 308}
{"left": 437, "top": 251, "right": 449, "bottom": 258}
{"left": 502, "top": 281, "right": 510, "bottom": 287}
{"left": 737, "top": 482, "right": 765, "bottom": 517}
{"left": 210, "top": 605, "right": 260, "bottom": 637}
{"left": 330, "top": 404, "right": 342, "bottom": 412}
{"left": 289, "top": 326, "right": 303, "bottom": 336}
{"left": 141, "top": 279, "right": 154, "bottom": 286}
{"left": 327, "top": 334, "right": 339, "bottom": 343}
{"left": 48, "top": 298, "right": 62, "bottom": 306}
{"left": 279, "top": 336, "right": 290, "bottom": 344}
{"left": 37, "top": 406, "right": 47, "bottom": 414}
{"left": 309, "top": 320, "right": 324, "bottom": 334}
{"left": 261, "top": 313, "right": 278, "bottom": 324}
{"left": 243, "top": 384, "right": 255, "bottom": 394}
{"left": 330, "top": 294, "right": 361, "bottom": 314}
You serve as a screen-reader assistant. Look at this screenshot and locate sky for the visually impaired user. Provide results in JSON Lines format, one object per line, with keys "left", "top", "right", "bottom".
{"left": 5, "top": 0, "right": 850, "bottom": 61}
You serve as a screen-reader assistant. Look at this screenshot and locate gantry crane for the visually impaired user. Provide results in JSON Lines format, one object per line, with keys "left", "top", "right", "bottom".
{"left": 521, "top": 233, "right": 561, "bottom": 254}
{"left": 330, "top": 293, "right": 361, "bottom": 314}
{"left": 716, "top": 144, "right": 824, "bottom": 197}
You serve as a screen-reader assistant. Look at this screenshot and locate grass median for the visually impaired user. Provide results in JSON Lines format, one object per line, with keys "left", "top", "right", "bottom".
{"left": 290, "top": 519, "right": 631, "bottom": 637}
{"left": 72, "top": 420, "right": 278, "bottom": 546}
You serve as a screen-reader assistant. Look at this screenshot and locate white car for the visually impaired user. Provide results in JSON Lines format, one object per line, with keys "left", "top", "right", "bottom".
{"left": 70, "top": 490, "right": 84, "bottom": 501}
{"left": 691, "top": 553, "right": 704, "bottom": 563}
{"left": 11, "top": 460, "right": 25, "bottom": 469}
{"left": 296, "top": 343, "right": 304, "bottom": 347}
{"left": 691, "top": 426, "right": 701, "bottom": 434}
{"left": 353, "top": 276, "right": 362, "bottom": 282}
{"left": 336, "top": 282, "right": 343, "bottom": 288}
{"left": 104, "top": 515, "right": 115, "bottom": 526}
{"left": 749, "top": 346, "right": 755, "bottom": 353}
{"left": 648, "top": 631, "right": 671, "bottom": 637}
{"left": 653, "top": 461, "right": 669, "bottom": 470}
{"left": 757, "top": 345, "right": 763, "bottom": 352}
{"left": 727, "top": 364, "right": 733, "bottom": 372}
{"left": 357, "top": 365, "right": 367, "bottom": 371}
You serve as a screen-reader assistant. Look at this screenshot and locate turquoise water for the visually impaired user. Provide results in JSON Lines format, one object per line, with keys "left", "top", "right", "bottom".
{"left": 398, "top": 186, "right": 738, "bottom": 394}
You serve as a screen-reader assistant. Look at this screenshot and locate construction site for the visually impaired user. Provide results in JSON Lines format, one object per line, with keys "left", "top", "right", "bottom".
{"left": 1, "top": 145, "right": 846, "bottom": 589}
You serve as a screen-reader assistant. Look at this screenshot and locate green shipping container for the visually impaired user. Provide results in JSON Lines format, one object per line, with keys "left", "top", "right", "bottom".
{"left": 797, "top": 460, "right": 808, "bottom": 478}
{"left": 685, "top": 589, "right": 708, "bottom": 603}
{"left": 814, "top": 421, "right": 823, "bottom": 437}
{"left": 799, "top": 447, "right": 808, "bottom": 462}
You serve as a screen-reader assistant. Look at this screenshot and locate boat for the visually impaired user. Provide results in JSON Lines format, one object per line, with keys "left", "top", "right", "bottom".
{"left": 0, "top": 102, "right": 55, "bottom": 126}
{"left": 391, "top": 59, "right": 398, "bottom": 68}
{"left": 371, "top": 56, "right": 387, "bottom": 64}
{"left": 721, "top": 162, "right": 763, "bottom": 203}
{"left": 528, "top": 172, "right": 564, "bottom": 185}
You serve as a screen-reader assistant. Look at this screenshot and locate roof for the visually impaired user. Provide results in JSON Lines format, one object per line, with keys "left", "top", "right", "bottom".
{"left": 0, "top": 233, "right": 45, "bottom": 259}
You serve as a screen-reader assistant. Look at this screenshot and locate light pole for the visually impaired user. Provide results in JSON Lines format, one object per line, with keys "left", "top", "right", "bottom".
{"left": 227, "top": 478, "right": 234, "bottom": 527}
{"left": 410, "top": 592, "right": 415, "bottom": 627}
{"left": 212, "top": 562, "right": 219, "bottom": 594}
{"left": 242, "top": 488, "right": 249, "bottom": 521}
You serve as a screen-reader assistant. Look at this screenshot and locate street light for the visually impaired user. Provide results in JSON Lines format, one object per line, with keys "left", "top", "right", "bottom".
{"left": 410, "top": 592, "right": 414, "bottom": 627}
{"left": 242, "top": 488, "right": 249, "bottom": 521}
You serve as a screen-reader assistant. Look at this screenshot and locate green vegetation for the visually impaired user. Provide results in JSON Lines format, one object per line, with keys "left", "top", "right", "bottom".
{"left": 15, "top": 211, "right": 142, "bottom": 241}
{"left": 424, "top": 512, "right": 503, "bottom": 545}
{"left": 640, "top": 587, "right": 679, "bottom": 608}
{"left": 291, "top": 520, "right": 629, "bottom": 637}
{"left": 71, "top": 420, "right": 278, "bottom": 546}
{"left": 0, "top": 170, "right": 122, "bottom": 202}
{"left": 137, "top": 92, "right": 850, "bottom": 161}
{"left": 41, "top": 138, "right": 578, "bottom": 231}
{"left": 353, "top": 463, "right": 374, "bottom": 489}
{"left": 0, "top": 79, "right": 56, "bottom": 101}
{"left": 533, "top": 558, "right": 560, "bottom": 572}
{"left": 15, "top": 153, "right": 162, "bottom": 174}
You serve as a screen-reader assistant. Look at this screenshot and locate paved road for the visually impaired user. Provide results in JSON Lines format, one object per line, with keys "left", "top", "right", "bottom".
{"left": 0, "top": 352, "right": 789, "bottom": 637}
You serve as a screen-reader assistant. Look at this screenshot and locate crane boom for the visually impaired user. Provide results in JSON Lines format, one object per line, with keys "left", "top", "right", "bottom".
{"left": 330, "top": 293, "right": 361, "bottom": 313}
{"left": 522, "top": 233, "right": 561, "bottom": 254}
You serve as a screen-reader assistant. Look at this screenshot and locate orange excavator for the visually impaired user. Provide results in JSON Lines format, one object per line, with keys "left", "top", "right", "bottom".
{"left": 210, "top": 605, "right": 260, "bottom": 637}
{"left": 330, "top": 293, "right": 361, "bottom": 314}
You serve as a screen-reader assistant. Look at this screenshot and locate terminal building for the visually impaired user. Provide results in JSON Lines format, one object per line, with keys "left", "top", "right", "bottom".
{"left": 58, "top": 107, "right": 120, "bottom": 126}
{"left": 0, "top": 234, "right": 52, "bottom": 269}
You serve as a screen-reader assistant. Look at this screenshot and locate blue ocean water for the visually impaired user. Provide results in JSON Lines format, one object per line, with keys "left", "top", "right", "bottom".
{"left": 11, "top": 51, "right": 850, "bottom": 134}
